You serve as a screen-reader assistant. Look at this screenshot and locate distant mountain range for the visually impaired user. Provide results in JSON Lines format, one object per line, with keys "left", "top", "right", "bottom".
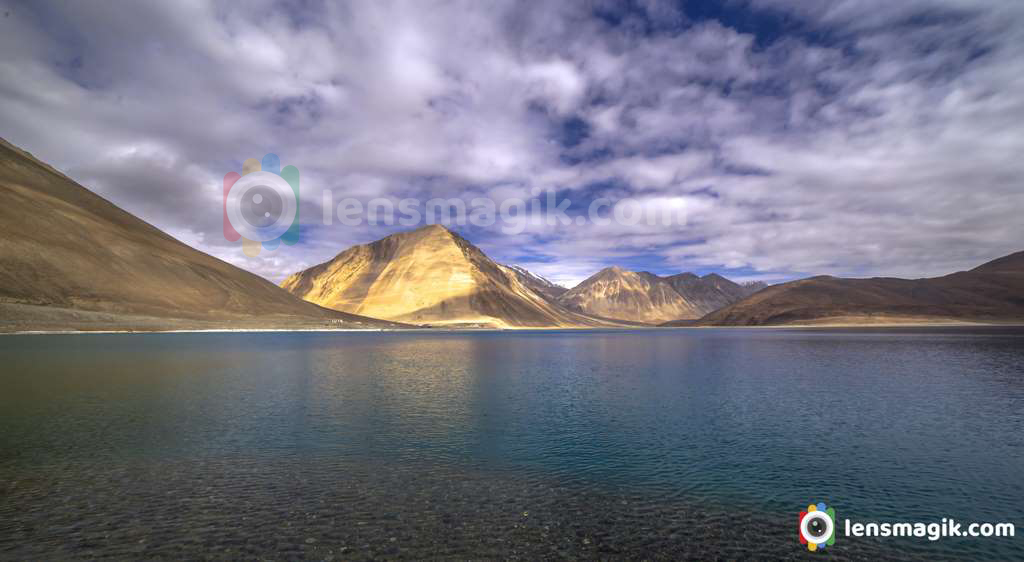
{"left": 0, "top": 138, "right": 396, "bottom": 332}
{"left": 3, "top": 137, "right": 1022, "bottom": 331}
{"left": 280, "top": 225, "right": 763, "bottom": 327}
{"left": 557, "top": 266, "right": 764, "bottom": 323}
{"left": 280, "top": 224, "right": 623, "bottom": 328}
{"left": 691, "top": 251, "right": 1024, "bottom": 326}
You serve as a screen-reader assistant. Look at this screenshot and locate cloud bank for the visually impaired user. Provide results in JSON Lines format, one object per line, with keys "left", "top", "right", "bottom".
{"left": 1, "top": 0, "right": 1022, "bottom": 287}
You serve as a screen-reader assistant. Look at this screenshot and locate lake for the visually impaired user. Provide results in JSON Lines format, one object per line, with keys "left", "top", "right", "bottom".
{"left": 1, "top": 328, "right": 1022, "bottom": 559}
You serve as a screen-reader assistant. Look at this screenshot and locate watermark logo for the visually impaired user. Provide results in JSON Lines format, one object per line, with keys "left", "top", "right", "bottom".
{"left": 795, "top": 501, "right": 1016, "bottom": 551}
{"left": 799, "top": 502, "right": 836, "bottom": 552}
{"left": 321, "top": 190, "right": 712, "bottom": 235}
{"left": 223, "top": 153, "right": 299, "bottom": 256}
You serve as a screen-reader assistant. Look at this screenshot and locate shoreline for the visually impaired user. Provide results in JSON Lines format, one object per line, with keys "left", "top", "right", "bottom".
{"left": 5, "top": 321, "right": 1023, "bottom": 336}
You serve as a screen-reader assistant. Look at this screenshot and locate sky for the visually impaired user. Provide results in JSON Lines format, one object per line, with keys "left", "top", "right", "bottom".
{"left": 1, "top": 0, "right": 1022, "bottom": 288}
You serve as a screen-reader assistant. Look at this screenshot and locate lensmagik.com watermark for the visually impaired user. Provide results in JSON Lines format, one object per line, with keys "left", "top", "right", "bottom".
{"left": 321, "top": 189, "right": 709, "bottom": 234}
{"left": 798, "top": 501, "right": 1015, "bottom": 553}
{"left": 221, "top": 151, "right": 711, "bottom": 255}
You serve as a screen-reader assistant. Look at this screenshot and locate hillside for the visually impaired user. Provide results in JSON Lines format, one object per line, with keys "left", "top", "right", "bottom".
{"left": 558, "top": 267, "right": 762, "bottom": 324}
{"left": 664, "top": 273, "right": 765, "bottom": 315}
{"left": 698, "top": 253, "right": 1024, "bottom": 326}
{"left": 503, "top": 265, "right": 568, "bottom": 302}
{"left": 0, "top": 138, "right": 398, "bottom": 331}
{"left": 558, "top": 267, "right": 699, "bottom": 324}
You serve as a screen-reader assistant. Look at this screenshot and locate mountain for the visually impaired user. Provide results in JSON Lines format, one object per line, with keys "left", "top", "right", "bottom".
{"left": 741, "top": 281, "right": 769, "bottom": 293}
{"left": 0, "top": 138, "right": 396, "bottom": 332}
{"left": 558, "top": 267, "right": 701, "bottom": 324}
{"left": 697, "top": 252, "right": 1024, "bottom": 326}
{"left": 557, "top": 267, "right": 760, "bottom": 324}
{"left": 280, "top": 225, "right": 620, "bottom": 328}
{"left": 503, "top": 264, "right": 568, "bottom": 301}
{"left": 664, "top": 273, "right": 765, "bottom": 315}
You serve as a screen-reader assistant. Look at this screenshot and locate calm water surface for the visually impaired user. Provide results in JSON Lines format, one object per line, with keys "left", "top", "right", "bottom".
{"left": 1, "top": 328, "right": 1022, "bottom": 560}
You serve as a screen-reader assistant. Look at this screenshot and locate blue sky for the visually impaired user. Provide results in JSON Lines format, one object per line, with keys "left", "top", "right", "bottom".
{"left": 2, "top": 0, "right": 1022, "bottom": 287}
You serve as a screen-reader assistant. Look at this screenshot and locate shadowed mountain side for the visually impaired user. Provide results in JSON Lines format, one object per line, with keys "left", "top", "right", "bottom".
{"left": 281, "top": 225, "right": 625, "bottom": 328}
{"left": 664, "top": 273, "right": 765, "bottom": 315}
{"left": 503, "top": 264, "right": 568, "bottom": 302}
{"left": 692, "top": 252, "right": 1024, "bottom": 326}
{"left": 0, "top": 138, "right": 400, "bottom": 331}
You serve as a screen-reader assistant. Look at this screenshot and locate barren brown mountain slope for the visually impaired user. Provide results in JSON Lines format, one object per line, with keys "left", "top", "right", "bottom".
{"left": 0, "top": 138, "right": 395, "bottom": 331}
{"left": 697, "top": 252, "right": 1024, "bottom": 326}
{"left": 281, "top": 225, "right": 622, "bottom": 328}
{"left": 557, "top": 267, "right": 761, "bottom": 324}
{"left": 558, "top": 267, "right": 701, "bottom": 324}
{"left": 663, "top": 273, "right": 766, "bottom": 316}
{"left": 503, "top": 264, "right": 568, "bottom": 302}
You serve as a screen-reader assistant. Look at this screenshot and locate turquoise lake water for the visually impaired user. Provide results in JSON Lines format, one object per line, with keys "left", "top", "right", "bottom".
{"left": 1, "top": 328, "right": 1022, "bottom": 559}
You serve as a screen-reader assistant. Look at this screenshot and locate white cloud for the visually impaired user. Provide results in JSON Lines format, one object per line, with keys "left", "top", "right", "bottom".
{"left": 1, "top": 0, "right": 1022, "bottom": 284}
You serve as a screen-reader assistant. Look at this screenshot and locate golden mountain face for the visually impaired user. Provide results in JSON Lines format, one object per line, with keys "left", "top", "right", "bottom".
{"left": 281, "top": 225, "right": 619, "bottom": 328}
{"left": 557, "top": 267, "right": 704, "bottom": 323}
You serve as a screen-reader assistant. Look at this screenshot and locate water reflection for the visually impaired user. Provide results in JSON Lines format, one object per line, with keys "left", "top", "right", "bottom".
{"left": 1, "top": 328, "right": 1023, "bottom": 559}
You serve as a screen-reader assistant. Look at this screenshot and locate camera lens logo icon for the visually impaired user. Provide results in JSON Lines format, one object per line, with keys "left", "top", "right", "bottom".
{"left": 798, "top": 502, "right": 836, "bottom": 552}
{"left": 223, "top": 153, "right": 299, "bottom": 256}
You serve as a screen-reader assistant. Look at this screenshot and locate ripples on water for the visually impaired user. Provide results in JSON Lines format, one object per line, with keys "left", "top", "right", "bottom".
{"left": 1, "top": 328, "right": 1022, "bottom": 559}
